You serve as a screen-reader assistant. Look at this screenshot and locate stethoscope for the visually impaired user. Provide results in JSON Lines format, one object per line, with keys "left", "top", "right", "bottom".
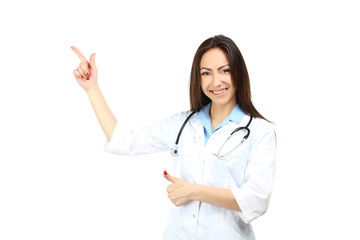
{"left": 171, "top": 111, "right": 253, "bottom": 160}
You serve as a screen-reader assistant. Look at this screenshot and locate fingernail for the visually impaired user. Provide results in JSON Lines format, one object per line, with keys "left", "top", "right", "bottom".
{"left": 81, "top": 75, "right": 84, "bottom": 79}
{"left": 164, "top": 170, "right": 168, "bottom": 175}
{"left": 86, "top": 73, "right": 91, "bottom": 78}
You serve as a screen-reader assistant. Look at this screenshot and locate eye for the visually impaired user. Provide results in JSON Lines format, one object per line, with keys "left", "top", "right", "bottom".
{"left": 201, "top": 71, "right": 211, "bottom": 76}
{"left": 221, "top": 68, "right": 231, "bottom": 74}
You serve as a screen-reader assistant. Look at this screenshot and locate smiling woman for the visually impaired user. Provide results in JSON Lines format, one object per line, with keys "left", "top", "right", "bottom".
{"left": 199, "top": 48, "right": 237, "bottom": 129}
{"left": 72, "top": 34, "right": 276, "bottom": 240}
{"left": 190, "top": 36, "right": 268, "bottom": 122}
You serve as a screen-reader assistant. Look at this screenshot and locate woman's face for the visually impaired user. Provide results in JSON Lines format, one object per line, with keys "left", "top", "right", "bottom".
{"left": 200, "top": 48, "right": 237, "bottom": 110}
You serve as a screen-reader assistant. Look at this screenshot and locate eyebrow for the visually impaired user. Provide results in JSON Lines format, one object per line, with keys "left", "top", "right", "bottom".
{"left": 200, "top": 64, "right": 230, "bottom": 71}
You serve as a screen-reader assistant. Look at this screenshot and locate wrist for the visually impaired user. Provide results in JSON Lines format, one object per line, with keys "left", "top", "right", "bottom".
{"left": 190, "top": 184, "right": 202, "bottom": 201}
{"left": 86, "top": 83, "right": 100, "bottom": 96}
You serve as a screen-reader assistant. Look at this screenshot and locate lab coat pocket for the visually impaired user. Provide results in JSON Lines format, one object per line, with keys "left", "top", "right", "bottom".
{"left": 223, "top": 210, "right": 253, "bottom": 240}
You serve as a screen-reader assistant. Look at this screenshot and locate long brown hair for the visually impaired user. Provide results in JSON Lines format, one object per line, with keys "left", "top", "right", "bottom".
{"left": 189, "top": 35, "right": 268, "bottom": 121}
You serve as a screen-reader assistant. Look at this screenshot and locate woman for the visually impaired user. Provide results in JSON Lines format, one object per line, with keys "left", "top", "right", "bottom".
{"left": 72, "top": 35, "right": 276, "bottom": 240}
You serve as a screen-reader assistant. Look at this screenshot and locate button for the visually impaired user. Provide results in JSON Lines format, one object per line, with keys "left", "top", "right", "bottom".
{"left": 193, "top": 214, "right": 196, "bottom": 218}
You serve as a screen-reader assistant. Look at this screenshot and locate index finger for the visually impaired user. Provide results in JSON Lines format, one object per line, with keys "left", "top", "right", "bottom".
{"left": 71, "top": 46, "right": 87, "bottom": 62}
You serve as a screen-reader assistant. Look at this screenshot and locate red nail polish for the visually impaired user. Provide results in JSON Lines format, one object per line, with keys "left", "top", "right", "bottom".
{"left": 164, "top": 170, "right": 168, "bottom": 175}
{"left": 86, "top": 73, "right": 91, "bottom": 78}
{"left": 81, "top": 75, "right": 84, "bottom": 79}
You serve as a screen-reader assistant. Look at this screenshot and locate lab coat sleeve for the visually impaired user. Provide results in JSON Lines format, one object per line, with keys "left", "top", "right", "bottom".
{"left": 231, "top": 120, "right": 276, "bottom": 223}
{"left": 104, "top": 112, "right": 186, "bottom": 156}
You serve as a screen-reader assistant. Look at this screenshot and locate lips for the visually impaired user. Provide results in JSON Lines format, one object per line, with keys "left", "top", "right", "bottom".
{"left": 211, "top": 88, "right": 228, "bottom": 95}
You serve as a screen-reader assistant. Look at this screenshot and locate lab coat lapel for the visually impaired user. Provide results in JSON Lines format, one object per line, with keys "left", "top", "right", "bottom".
{"left": 188, "top": 115, "right": 206, "bottom": 184}
{"left": 188, "top": 115, "right": 205, "bottom": 148}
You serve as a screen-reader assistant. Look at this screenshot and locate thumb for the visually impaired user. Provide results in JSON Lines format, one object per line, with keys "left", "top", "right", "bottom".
{"left": 89, "top": 53, "right": 96, "bottom": 69}
{"left": 163, "top": 170, "right": 177, "bottom": 183}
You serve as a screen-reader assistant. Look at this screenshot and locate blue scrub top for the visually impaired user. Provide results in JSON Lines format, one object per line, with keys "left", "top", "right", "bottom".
{"left": 196, "top": 103, "right": 245, "bottom": 145}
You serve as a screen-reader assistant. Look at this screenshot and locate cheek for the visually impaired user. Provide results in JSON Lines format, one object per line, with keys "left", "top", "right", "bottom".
{"left": 227, "top": 77, "right": 236, "bottom": 91}
{"left": 227, "top": 76, "right": 234, "bottom": 87}
{"left": 200, "top": 78, "right": 208, "bottom": 92}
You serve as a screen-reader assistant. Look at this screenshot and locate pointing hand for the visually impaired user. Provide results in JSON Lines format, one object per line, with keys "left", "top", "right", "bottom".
{"left": 71, "top": 46, "right": 98, "bottom": 92}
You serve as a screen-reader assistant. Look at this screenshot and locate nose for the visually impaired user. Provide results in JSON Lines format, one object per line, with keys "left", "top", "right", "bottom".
{"left": 212, "top": 72, "right": 222, "bottom": 86}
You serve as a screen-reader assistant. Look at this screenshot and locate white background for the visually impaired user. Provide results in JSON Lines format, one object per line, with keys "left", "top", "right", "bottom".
{"left": 1, "top": 0, "right": 359, "bottom": 239}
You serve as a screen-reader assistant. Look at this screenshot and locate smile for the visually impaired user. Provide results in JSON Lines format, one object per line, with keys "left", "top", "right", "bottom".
{"left": 211, "top": 88, "right": 228, "bottom": 95}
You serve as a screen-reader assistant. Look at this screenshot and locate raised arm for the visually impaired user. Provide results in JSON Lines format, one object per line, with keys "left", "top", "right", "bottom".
{"left": 71, "top": 46, "right": 117, "bottom": 142}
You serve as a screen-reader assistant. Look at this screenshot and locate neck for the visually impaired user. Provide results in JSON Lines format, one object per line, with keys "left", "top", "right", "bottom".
{"left": 210, "top": 102, "right": 237, "bottom": 123}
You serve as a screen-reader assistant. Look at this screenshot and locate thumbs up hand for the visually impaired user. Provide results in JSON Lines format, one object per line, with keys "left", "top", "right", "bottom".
{"left": 163, "top": 171, "right": 242, "bottom": 211}
{"left": 163, "top": 170, "right": 197, "bottom": 207}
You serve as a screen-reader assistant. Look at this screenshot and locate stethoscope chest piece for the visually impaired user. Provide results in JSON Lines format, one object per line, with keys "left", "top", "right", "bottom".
{"left": 171, "top": 145, "right": 179, "bottom": 156}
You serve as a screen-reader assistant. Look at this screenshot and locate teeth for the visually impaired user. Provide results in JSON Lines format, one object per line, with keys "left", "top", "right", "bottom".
{"left": 213, "top": 89, "right": 227, "bottom": 94}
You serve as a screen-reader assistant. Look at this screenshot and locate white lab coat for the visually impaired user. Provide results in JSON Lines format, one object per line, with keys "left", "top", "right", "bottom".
{"left": 105, "top": 111, "right": 276, "bottom": 240}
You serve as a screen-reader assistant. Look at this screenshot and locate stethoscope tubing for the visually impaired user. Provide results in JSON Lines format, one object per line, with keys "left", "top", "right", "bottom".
{"left": 171, "top": 111, "right": 253, "bottom": 157}
{"left": 174, "top": 111, "right": 196, "bottom": 145}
